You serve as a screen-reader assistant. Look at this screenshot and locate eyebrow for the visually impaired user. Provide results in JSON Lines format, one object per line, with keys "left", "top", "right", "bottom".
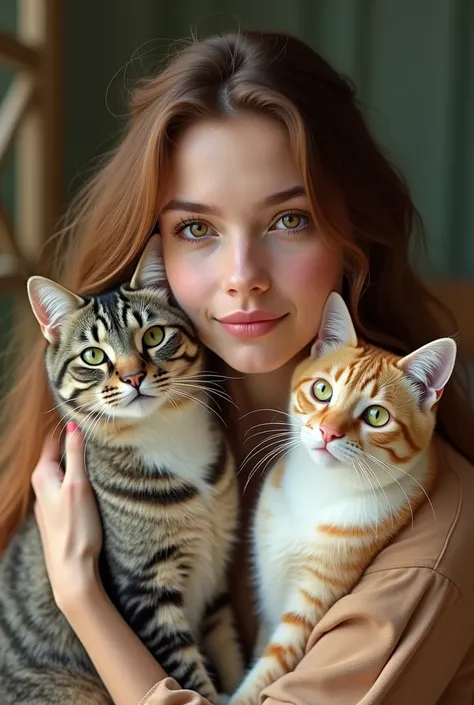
{"left": 160, "top": 185, "right": 306, "bottom": 215}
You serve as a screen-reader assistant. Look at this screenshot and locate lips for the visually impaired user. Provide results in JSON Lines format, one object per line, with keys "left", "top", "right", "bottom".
{"left": 216, "top": 310, "right": 287, "bottom": 340}
{"left": 218, "top": 310, "right": 284, "bottom": 324}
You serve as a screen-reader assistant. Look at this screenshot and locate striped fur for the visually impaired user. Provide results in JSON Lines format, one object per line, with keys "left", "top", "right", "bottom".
{"left": 229, "top": 292, "right": 456, "bottom": 705}
{"left": 0, "top": 237, "right": 244, "bottom": 704}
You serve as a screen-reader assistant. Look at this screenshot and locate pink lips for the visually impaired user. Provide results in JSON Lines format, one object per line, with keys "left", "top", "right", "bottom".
{"left": 217, "top": 310, "right": 286, "bottom": 339}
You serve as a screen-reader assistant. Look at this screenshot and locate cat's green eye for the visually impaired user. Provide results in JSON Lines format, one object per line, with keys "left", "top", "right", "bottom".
{"left": 363, "top": 405, "right": 390, "bottom": 427}
{"left": 81, "top": 347, "right": 106, "bottom": 366}
{"left": 311, "top": 379, "right": 333, "bottom": 402}
{"left": 143, "top": 325, "right": 164, "bottom": 348}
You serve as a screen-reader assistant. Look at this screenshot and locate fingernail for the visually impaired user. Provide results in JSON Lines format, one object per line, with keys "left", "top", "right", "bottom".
{"left": 66, "top": 421, "right": 78, "bottom": 434}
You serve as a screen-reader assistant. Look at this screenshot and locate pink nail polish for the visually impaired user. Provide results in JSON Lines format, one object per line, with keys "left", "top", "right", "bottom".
{"left": 66, "top": 421, "right": 78, "bottom": 434}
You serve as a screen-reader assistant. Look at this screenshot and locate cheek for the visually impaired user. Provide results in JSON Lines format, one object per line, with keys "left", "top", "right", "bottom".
{"left": 282, "top": 243, "right": 342, "bottom": 300}
{"left": 165, "top": 260, "right": 209, "bottom": 314}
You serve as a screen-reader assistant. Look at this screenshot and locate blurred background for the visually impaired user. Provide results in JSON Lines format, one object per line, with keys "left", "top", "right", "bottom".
{"left": 0, "top": 0, "right": 473, "bottom": 389}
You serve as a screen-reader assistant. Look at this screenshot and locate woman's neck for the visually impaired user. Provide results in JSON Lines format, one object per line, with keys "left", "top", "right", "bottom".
{"left": 226, "top": 361, "right": 295, "bottom": 418}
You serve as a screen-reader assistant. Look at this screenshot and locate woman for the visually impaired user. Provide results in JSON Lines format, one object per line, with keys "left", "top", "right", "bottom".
{"left": 1, "top": 30, "right": 474, "bottom": 705}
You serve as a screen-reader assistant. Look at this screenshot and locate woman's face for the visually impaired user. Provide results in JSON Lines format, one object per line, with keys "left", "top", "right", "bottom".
{"left": 159, "top": 114, "right": 343, "bottom": 373}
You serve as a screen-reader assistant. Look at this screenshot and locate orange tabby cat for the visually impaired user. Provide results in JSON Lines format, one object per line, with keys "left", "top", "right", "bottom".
{"left": 229, "top": 291, "right": 456, "bottom": 705}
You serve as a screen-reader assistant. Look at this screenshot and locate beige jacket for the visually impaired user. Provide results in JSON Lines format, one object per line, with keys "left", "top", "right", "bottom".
{"left": 140, "top": 438, "right": 474, "bottom": 704}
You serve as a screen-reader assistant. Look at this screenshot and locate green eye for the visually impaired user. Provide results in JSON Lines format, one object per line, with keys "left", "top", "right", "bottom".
{"left": 363, "top": 405, "right": 390, "bottom": 427}
{"left": 143, "top": 325, "right": 164, "bottom": 348}
{"left": 311, "top": 379, "right": 333, "bottom": 402}
{"left": 81, "top": 347, "right": 106, "bottom": 365}
{"left": 187, "top": 222, "right": 208, "bottom": 238}
{"left": 276, "top": 213, "right": 309, "bottom": 230}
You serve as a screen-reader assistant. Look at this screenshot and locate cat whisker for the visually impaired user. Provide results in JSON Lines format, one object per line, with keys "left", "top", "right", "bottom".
{"left": 163, "top": 390, "right": 180, "bottom": 411}
{"left": 359, "top": 452, "right": 415, "bottom": 530}
{"left": 358, "top": 458, "right": 397, "bottom": 531}
{"left": 44, "top": 398, "right": 82, "bottom": 414}
{"left": 46, "top": 395, "right": 99, "bottom": 424}
{"left": 153, "top": 377, "right": 230, "bottom": 400}
{"left": 173, "top": 367, "right": 244, "bottom": 382}
{"left": 171, "top": 386, "right": 230, "bottom": 408}
{"left": 243, "top": 429, "right": 295, "bottom": 453}
{"left": 168, "top": 389, "right": 227, "bottom": 428}
{"left": 239, "top": 408, "right": 292, "bottom": 423}
{"left": 244, "top": 428, "right": 292, "bottom": 443}
{"left": 253, "top": 439, "right": 301, "bottom": 479}
{"left": 243, "top": 439, "right": 301, "bottom": 493}
{"left": 176, "top": 377, "right": 231, "bottom": 392}
{"left": 239, "top": 432, "right": 296, "bottom": 472}
{"left": 56, "top": 400, "right": 104, "bottom": 470}
{"left": 51, "top": 402, "right": 96, "bottom": 439}
{"left": 351, "top": 462, "right": 375, "bottom": 525}
{"left": 76, "top": 401, "right": 105, "bottom": 442}
{"left": 361, "top": 450, "right": 436, "bottom": 522}
{"left": 170, "top": 380, "right": 237, "bottom": 408}
{"left": 354, "top": 460, "right": 391, "bottom": 538}
{"left": 244, "top": 421, "right": 292, "bottom": 440}
{"left": 54, "top": 410, "right": 97, "bottom": 441}
{"left": 81, "top": 408, "right": 111, "bottom": 468}
{"left": 353, "top": 461, "right": 383, "bottom": 538}
{"left": 84, "top": 402, "right": 113, "bottom": 443}
{"left": 180, "top": 371, "right": 243, "bottom": 383}
{"left": 91, "top": 406, "right": 113, "bottom": 439}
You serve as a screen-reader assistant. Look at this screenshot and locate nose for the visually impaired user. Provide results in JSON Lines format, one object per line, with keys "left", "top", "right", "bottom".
{"left": 320, "top": 425, "right": 344, "bottom": 444}
{"left": 222, "top": 238, "right": 270, "bottom": 296}
{"left": 120, "top": 370, "right": 146, "bottom": 389}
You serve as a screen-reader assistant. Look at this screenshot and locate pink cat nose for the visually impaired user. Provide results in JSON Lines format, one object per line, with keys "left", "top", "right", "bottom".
{"left": 320, "top": 425, "right": 344, "bottom": 444}
{"left": 121, "top": 370, "right": 146, "bottom": 389}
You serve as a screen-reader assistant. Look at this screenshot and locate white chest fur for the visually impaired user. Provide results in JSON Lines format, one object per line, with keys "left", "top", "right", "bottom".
{"left": 253, "top": 444, "right": 427, "bottom": 629}
{"left": 113, "top": 402, "right": 218, "bottom": 497}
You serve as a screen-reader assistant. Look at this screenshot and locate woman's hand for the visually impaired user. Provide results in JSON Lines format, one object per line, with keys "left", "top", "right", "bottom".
{"left": 32, "top": 421, "right": 103, "bottom": 616}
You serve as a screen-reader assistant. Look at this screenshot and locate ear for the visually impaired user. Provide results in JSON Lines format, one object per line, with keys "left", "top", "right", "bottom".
{"left": 129, "top": 235, "right": 168, "bottom": 291}
{"left": 398, "top": 337, "right": 457, "bottom": 408}
{"left": 310, "top": 291, "right": 358, "bottom": 359}
{"left": 27, "top": 276, "right": 85, "bottom": 344}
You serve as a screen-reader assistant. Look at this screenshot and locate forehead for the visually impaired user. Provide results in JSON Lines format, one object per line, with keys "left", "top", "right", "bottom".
{"left": 61, "top": 289, "right": 183, "bottom": 345}
{"left": 162, "top": 114, "right": 304, "bottom": 213}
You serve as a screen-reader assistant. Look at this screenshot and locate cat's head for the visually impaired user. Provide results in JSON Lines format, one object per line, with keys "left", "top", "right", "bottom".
{"left": 291, "top": 292, "right": 456, "bottom": 472}
{"left": 27, "top": 236, "right": 203, "bottom": 424}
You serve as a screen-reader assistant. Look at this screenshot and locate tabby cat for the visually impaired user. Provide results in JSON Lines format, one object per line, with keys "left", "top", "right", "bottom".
{"left": 0, "top": 236, "right": 244, "bottom": 705}
{"left": 229, "top": 291, "right": 456, "bottom": 705}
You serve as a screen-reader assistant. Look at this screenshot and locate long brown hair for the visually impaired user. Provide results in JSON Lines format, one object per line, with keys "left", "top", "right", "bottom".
{"left": 1, "top": 30, "right": 472, "bottom": 553}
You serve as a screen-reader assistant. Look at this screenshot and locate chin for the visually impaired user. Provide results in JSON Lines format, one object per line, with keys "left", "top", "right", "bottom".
{"left": 211, "top": 343, "right": 303, "bottom": 374}
{"left": 107, "top": 395, "right": 161, "bottom": 421}
{"left": 306, "top": 447, "right": 340, "bottom": 467}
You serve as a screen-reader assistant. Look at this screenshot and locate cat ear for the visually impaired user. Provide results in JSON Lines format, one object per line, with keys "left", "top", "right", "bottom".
{"left": 130, "top": 235, "right": 168, "bottom": 291}
{"left": 311, "top": 292, "right": 358, "bottom": 359}
{"left": 398, "top": 337, "right": 457, "bottom": 408}
{"left": 27, "top": 276, "right": 85, "bottom": 344}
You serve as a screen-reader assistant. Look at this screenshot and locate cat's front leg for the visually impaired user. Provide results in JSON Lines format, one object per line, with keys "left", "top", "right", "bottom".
{"left": 202, "top": 590, "right": 245, "bottom": 695}
{"left": 118, "top": 573, "right": 221, "bottom": 705}
{"left": 133, "top": 588, "right": 221, "bottom": 705}
{"left": 228, "top": 584, "right": 319, "bottom": 705}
